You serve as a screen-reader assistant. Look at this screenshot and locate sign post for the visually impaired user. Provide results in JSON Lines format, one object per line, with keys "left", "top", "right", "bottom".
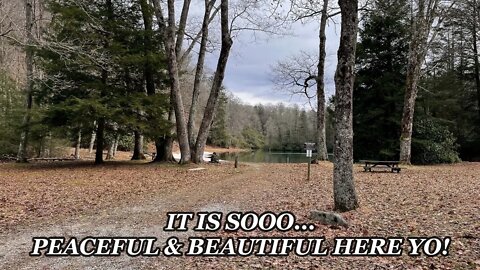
{"left": 304, "top": 143, "right": 315, "bottom": 181}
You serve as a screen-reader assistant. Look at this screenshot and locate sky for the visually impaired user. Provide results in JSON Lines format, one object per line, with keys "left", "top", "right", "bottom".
{"left": 205, "top": 20, "right": 342, "bottom": 107}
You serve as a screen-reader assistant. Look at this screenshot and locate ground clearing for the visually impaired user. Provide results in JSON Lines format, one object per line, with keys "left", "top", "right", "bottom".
{"left": 0, "top": 162, "right": 479, "bottom": 269}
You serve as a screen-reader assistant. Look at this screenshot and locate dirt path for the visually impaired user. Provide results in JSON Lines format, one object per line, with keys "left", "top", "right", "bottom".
{"left": 0, "top": 164, "right": 272, "bottom": 269}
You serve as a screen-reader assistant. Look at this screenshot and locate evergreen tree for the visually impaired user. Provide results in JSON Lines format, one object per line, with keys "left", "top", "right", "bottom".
{"left": 208, "top": 89, "right": 230, "bottom": 147}
{"left": 353, "top": 0, "right": 410, "bottom": 160}
{"left": 37, "top": 0, "right": 169, "bottom": 163}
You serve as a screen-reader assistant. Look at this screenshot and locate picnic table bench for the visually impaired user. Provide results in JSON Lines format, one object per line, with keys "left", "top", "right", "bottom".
{"left": 360, "top": 160, "right": 401, "bottom": 173}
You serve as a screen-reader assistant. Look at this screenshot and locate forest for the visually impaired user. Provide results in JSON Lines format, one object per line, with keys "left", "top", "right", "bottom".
{"left": 1, "top": 1, "right": 479, "bottom": 268}
{"left": 0, "top": 0, "right": 479, "bottom": 167}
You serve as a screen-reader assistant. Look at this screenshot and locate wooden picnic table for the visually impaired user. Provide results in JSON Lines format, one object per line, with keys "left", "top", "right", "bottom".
{"left": 360, "top": 160, "right": 402, "bottom": 173}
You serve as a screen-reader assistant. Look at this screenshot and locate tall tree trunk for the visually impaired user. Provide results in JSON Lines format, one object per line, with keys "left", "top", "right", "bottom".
{"left": 17, "top": 0, "right": 35, "bottom": 163}
{"left": 89, "top": 121, "right": 97, "bottom": 153}
{"left": 95, "top": 0, "right": 114, "bottom": 165}
{"left": 154, "top": 96, "right": 176, "bottom": 163}
{"left": 472, "top": 0, "right": 480, "bottom": 121}
{"left": 187, "top": 0, "right": 214, "bottom": 149}
{"left": 175, "top": 0, "right": 192, "bottom": 59}
{"left": 154, "top": 133, "right": 175, "bottom": 162}
{"left": 333, "top": 0, "right": 359, "bottom": 212}
{"left": 399, "top": 0, "right": 439, "bottom": 164}
{"left": 139, "top": 0, "right": 175, "bottom": 163}
{"left": 139, "top": 0, "right": 156, "bottom": 97}
{"left": 316, "top": 0, "right": 329, "bottom": 161}
{"left": 112, "top": 134, "right": 119, "bottom": 157}
{"left": 399, "top": 43, "right": 423, "bottom": 164}
{"left": 106, "top": 141, "right": 114, "bottom": 160}
{"left": 164, "top": 0, "right": 191, "bottom": 164}
{"left": 193, "top": 0, "right": 233, "bottom": 164}
{"left": 74, "top": 129, "right": 82, "bottom": 160}
{"left": 132, "top": 131, "right": 146, "bottom": 160}
{"left": 95, "top": 117, "right": 105, "bottom": 164}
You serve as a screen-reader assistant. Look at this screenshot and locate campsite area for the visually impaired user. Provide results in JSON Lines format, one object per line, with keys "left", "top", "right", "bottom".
{"left": 1, "top": 159, "right": 478, "bottom": 269}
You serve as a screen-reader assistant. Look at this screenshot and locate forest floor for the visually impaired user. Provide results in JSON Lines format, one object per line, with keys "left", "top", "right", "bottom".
{"left": 0, "top": 159, "right": 479, "bottom": 269}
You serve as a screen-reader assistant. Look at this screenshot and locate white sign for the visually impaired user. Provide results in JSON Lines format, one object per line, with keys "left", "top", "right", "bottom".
{"left": 306, "top": 150, "right": 313, "bottom": 158}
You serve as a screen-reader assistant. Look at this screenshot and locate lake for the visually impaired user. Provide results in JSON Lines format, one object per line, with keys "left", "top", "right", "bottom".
{"left": 219, "top": 151, "right": 333, "bottom": 164}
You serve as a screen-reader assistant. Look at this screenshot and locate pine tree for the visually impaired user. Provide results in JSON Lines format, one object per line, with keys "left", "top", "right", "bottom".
{"left": 208, "top": 89, "right": 230, "bottom": 147}
{"left": 353, "top": 0, "right": 410, "bottom": 160}
{"left": 37, "top": 0, "right": 169, "bottom": 164}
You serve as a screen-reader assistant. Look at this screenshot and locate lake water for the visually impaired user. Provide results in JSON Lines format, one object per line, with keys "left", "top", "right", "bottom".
{"left": 219, "top": 151, "right": 333, "bottom": 164}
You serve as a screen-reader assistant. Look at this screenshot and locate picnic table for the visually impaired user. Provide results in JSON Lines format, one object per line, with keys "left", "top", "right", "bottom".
{"left": 360, "top": 160, "right": 401, "bottom": 173}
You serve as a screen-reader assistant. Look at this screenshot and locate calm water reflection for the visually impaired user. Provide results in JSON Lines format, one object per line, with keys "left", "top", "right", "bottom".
{"left": 219, "top": 151, "right": 333, "bottom": 164}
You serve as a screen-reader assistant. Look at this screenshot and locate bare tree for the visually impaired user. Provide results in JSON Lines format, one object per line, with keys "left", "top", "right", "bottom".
{"left": 271, "top": 0, "right": 339, "bottom": 161}
{"left": 471, "top": 0, "right": 480, "bottom": 120}
{"left": 193, "top": 0, "right": 233, "bottom": 163}
{"left": 151, "top": 0, "right": 192, "bottom": 164}
{"left": 166, "top": 0, "right": 191, "bottom": 164}
{"left": 316, "top": 0, "right": 329, "bottom": 161}
{"left": 16, "top": 0, "right": 35, "bottom": 163}
{"left": 187, "top": 0, "right": 217, "bottom": 149}
{"left": 74, "top": 129, "right": 81, "bottom": 160}
{"left": 152, "top": 0, "right": 282, "bottom": 164}
{"left": 88, "top": 121, "right": 97, "bottom": 153}
{"left": 399, "top": 0, "right": 441, "bottom": 164}
{"left": 132, "top": 131, "right": 146, "bottom": 160}
{"left": 333, "top": 0, "right": 359, "bottom": 212}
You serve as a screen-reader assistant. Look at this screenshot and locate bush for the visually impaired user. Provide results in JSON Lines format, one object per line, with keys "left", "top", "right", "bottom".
{"left": 241, "top": 127, "right": 265, "bottom": 150}
{"left": 411, "top": 117, "right": 461, "bottom": 164}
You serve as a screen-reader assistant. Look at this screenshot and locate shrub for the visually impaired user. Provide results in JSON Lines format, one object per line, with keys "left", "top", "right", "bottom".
{"left": 411, "top": 117, "right": 461, "bottom": 164}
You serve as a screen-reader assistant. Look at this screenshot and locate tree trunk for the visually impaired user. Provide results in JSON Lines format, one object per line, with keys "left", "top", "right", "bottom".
{"left": 17, "top": 0, "right": 35, "bottom": 163}
{"left": 154, "top": 133, "right": 175, "bottom": 163}
{"left": 187, "top": 0, "right": 214, "bottom": 148}
{"left": 154, "top": 94, "right": 176, "bottom": 163}
{"left": 132, "top": 131, "right": 146, "bottom": 160}
{"left": 95, "top": 118, "right": 105, "bottom": 165}
{"left": 95, "top": 0, "right": 114, "bottom": 165}
{"left": 316, "top": 0, "right": 329, "bottom": 161}
{"left": 333, "top": 0, "right": 359, "bottom": 212}
{"left": 139, "top": 0, "right": 156, "bottom": 96}
{"left": 399, "top": 44, "right": 422, "bottom": 164}
{"left": 472, "top": 0, "right": 480, "bottom": 121}
{"left": 106, "top": 140, "right": 115, "bottom": 160}
{"left": 139, "top": 0, "right": 174, "bottom": 163}
{"left": 74, "top": 129, "right": 82, "bottom": 160}
{"left": 89, "top": 121, "right": 97, "bottom": 154}
{"left": 193, "top": 0, "right": 233, "bottom": 163}
{"left": 113, "top": 134, "right": 119, "bottom": 157}
{"left": 175, "top": 0, "right": 192, "bottom": 59}
{"left": 164, "top": 0, "right": 191, "bottom": 164}
{"left": 399, "top": 0, "right": 439, "bottom": 164}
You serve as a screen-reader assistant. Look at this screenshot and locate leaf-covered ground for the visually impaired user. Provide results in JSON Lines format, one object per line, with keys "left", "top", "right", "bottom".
{"left": 0, "top": 161, "right": 478, "bottom": 269}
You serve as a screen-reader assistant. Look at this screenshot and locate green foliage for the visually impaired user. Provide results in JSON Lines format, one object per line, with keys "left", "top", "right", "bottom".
{"left": 241, "top": 127, "right": 265, "bottom": 149}
{"left": 417, "top": 68, "right": 480, "bottom": 162}
{"left": 414, "top": 0, "right": 480, "bottom": 161}
{"left": 411, "top": 117, "right": 461, "bottom": 164}
{"left": 353, "top": 0, "right": 409, "bottom": 160}
{"left": 0, "top": 72, "right": 23, "bottom": 155}
{"left": 35, "top": 0, "right": 170, "bottom": 152}
{"left": 208, "top": 90, "right": 230, "bottom": 147}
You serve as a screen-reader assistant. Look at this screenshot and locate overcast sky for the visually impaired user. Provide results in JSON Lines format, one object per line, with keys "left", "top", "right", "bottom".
{"left": 205, "top": 21, "right": 341, "bottom": 107}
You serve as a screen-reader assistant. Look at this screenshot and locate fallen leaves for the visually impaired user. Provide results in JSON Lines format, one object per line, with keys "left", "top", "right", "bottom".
{"left": 0, "top": 161, "right": 479, "bottom": 269}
